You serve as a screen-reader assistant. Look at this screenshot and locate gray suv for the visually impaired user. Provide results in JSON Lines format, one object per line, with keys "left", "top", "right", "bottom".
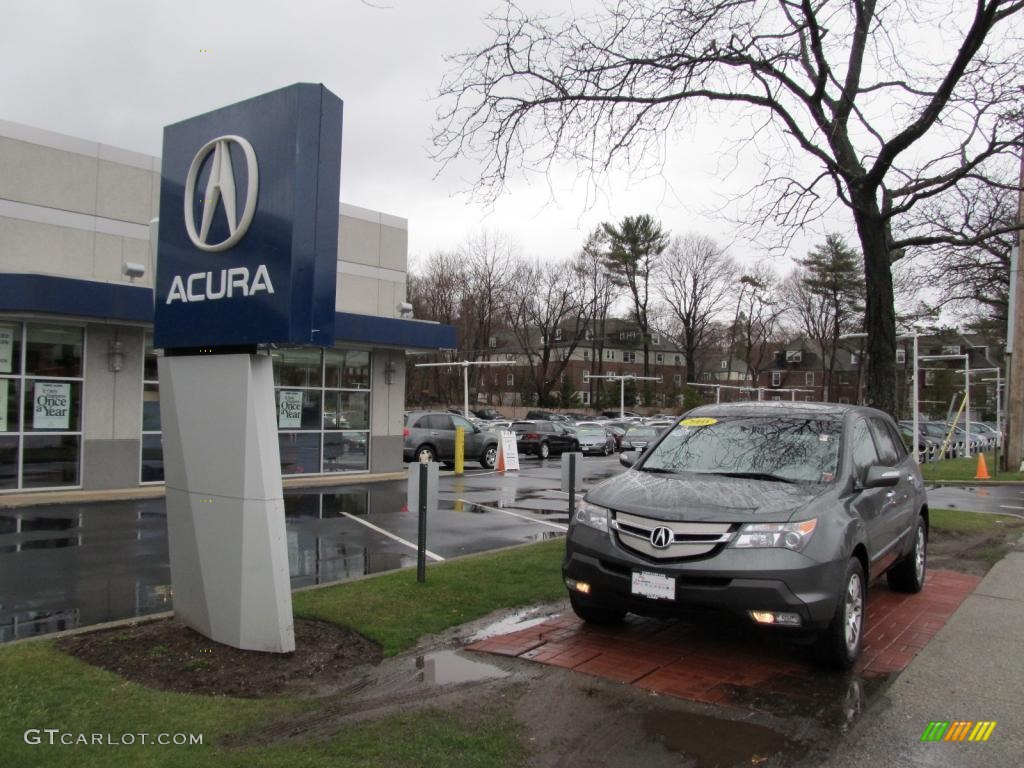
{"left": 563, "top": 402, "right": 928, "bottom": 668}
{"left": 403, "top": 411, "right": 499, "bottom": 469}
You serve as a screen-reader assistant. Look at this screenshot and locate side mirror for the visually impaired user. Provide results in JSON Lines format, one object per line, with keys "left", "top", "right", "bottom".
{"left": 619, "top": 451, "right": 638, "bottom": 468}
{"left": 863, "top": 465, "right": 900, "bottom": 489}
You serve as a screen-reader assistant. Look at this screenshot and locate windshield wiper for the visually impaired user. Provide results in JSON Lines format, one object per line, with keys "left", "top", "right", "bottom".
{"left": 637, "top": 466, "right": 677, "bottom": 474}
{"left": 705, "top": 471, "right": 798, "bottom": 484}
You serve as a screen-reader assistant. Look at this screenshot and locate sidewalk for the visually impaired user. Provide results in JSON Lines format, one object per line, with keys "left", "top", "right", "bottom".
{"left": 823, "top": 541, "right": 1024, "bottom": 767}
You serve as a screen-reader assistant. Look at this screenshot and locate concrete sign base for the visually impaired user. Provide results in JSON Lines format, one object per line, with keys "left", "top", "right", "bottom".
{"left": 158, "top": 353, "right": 295, "bottom": 653}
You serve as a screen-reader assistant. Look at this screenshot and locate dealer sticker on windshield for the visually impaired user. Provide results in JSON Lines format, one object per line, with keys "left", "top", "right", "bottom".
{"left": 632, "top": 571, "right": 675, "bottom": 601}
{"left": 680, "top": 417, "right": 718, "bottom": 428}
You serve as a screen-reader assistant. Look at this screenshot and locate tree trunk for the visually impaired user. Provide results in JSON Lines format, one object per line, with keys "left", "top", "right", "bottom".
{"left": 852, "top": 204, "right": 898, "bottom": 417}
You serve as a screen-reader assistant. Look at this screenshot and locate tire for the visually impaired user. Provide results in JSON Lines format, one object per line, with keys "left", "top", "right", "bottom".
{"left": 571, "top": 440, "right": 580, "bottom": 452}
{"left": 570, "top": 592, "right": 625, "bottom": 625}
{"left": 415, "top": 445, "right": 436, "bottom": 463}
{"left": 887, "top": 515, "right": 927, "bottom": 593}
{"left": 604, "top": 443, "right": 612, "bottom": 456}
{"left": 539, "top": 442, "right": 551, "bottom": 460}
{"left": 816, "top": 557, "right": 866, "bottom": 670}
{"left": 480, "top": 444, "right": 497, "bottom": 469}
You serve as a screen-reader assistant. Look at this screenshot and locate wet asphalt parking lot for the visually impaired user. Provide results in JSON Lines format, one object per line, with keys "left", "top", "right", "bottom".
{"left": 0, "top": 457, "right": 1009, "bottom": 643}
{"left": 0, "top": 453, "right": 623, "bottom": 643}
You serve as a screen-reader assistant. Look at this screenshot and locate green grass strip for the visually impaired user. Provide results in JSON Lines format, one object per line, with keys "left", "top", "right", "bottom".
{"left": 930, "top": 508, "right": 1024, "bottom": 534}
{"left": 293, "top": 537, "right": 566, "bottom": 656}
{"left": 920, "top": 452, "right": 1024, "bottom": 483}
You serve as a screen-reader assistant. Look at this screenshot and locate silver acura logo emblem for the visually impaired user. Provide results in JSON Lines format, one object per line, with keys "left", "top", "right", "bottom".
{"left": 184, "top": 135, "right": 259, "bottom": 252}
{"left": 650, "top": 526, "right": 673, "bottom": 549}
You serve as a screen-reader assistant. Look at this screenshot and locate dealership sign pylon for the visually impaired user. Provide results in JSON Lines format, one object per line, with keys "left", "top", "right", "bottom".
{"left": 155, "top": 84, "right": 343, "bottom": 652}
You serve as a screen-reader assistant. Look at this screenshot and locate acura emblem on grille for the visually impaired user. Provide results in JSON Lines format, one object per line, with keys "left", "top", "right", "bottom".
{"left": 650, "top": 526, "right": 673, "bottom": 549}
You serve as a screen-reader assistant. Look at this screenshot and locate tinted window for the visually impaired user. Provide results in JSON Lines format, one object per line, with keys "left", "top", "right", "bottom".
{"left": 422, "top": 414, "right": 452, "bottom": 430}
{"left": 850, "top": 418, "right": 879, "bottom": 475}
{"left": 869, "top": 418, "right": 900, "bottom": 465}
{"left": 452, "top": 415, "right": 475, "bottom": 431}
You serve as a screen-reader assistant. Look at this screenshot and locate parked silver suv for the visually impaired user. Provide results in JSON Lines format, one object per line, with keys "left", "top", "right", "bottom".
{"left": 403, "top": 411, "right": 499, "bottom": 469}
{"left": 563, "top": 402, "right": 928, "bottom": 669}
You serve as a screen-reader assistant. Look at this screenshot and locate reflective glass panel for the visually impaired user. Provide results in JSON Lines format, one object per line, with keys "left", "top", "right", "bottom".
{"left": 324, "top": 349, "right": 370, "bottom": 389}
{"left": 278, "top": 432, "right": 321, "bottom": 475}
{"left": 323, "top": 391, "right": 369, "bottom": 430}
{"left": 323, "top": 432, "right": 368, "bottom": 473}
{"left": 25, "top": 325, "right": 83, "bottom": 378}
{"left": 22, "top": 435, "right": 80, "bottom": 488}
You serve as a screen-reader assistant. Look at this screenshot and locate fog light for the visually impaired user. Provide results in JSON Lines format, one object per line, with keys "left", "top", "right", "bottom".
{"left": 565, "top": 578, "right": 591, "bottom": 595}
{"left": 749, "top": 610, "right": 802, "bottom": 627}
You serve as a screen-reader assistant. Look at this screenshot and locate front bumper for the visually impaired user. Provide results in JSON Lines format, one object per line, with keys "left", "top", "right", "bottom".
{"left": 562, "top": 523, "right": 844, "bottom": 630}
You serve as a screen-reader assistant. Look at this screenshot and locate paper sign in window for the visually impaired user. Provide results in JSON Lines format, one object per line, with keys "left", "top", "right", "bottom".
{"left": 278, "top": 390, "right": 304, "bottom": 429}
{"left": 33, "top": 381, "right": 70, "bottom": 430}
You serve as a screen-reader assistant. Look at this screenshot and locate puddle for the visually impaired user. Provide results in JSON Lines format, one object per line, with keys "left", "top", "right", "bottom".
{"left": 470, "top": 607, "right": 556, "bottom": 641}
{"left": 643, "top": 709, "right": 805, "bottom": 767}
{"left": 336, "top": 650, "right": 509, "bottom": 700}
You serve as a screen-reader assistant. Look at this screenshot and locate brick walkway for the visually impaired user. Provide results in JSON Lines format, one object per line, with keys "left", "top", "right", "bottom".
{"left": 468, "top": 569, "right": 980, "bottom": 709}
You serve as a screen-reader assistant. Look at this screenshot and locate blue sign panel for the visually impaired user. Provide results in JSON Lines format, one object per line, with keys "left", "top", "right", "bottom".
{"left": 154, "top": 83, "right": 342, "bottom": 349}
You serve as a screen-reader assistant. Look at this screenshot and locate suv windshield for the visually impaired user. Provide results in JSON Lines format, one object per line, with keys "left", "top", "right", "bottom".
{"left": 640, "top": 416, "right": 842, "bottom": 483}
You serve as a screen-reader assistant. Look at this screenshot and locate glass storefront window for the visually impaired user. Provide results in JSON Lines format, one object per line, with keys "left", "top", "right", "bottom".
{"left": 22, "top": 435, "right": 80, "bottom": 488}
{"left": 275, "top": 389, "right": 321, "bottom": 431}
{"left": 323, "top": 390, "right": 369, "bottom": 431}
{"left": 140, "top": 434, "right": 164, "bottom": 483}
{"left": 22, "top": 381, "right": 82, "bottom": 432}
{"left": 0, "top": 436, "right": 17, "bottom": 490}
{"left": 0, "top": 323, "right": 21, "bottom": 376}
{"left": 278, "top": 432, "right": 321, "bottom": 475}
{"left": 323, "top": 432, "right": 368, "bottom": 472}
{"left": 272, "top": 348, "right": 322, "bottom": 388}
{"left": 0, "top": 379, "right": 19, "bottom": 432}
{"left": 142, "top": 384, "right": 161, "bottom": 432}
{"left": 325, "top": 349, "right": 369, "bottom": 389}
{"left": 0, "top": 322, "right": 84, "bottom": 491}
{"left": 26, "top": 325, "right": 83, "bottom": 378}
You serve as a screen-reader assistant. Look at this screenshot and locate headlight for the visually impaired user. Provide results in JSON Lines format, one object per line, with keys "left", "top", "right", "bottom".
{"left": 574, "top": 499, "right": 609, "bottom": 532}
{"left": 729, "top": 519, "right": 817, "bottom": 552}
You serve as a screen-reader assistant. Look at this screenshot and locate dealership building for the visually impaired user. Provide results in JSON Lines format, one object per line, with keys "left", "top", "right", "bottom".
{"left": 0, "top": 118, "right": 454, "bottom": 495}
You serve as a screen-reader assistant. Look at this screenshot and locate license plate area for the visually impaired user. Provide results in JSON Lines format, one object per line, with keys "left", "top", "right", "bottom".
{"left": 631, "top": 570, "right": 675, "bottom": 601}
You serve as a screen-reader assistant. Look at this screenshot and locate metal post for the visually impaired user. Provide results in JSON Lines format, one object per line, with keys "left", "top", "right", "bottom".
{"left": 912, "top": 333, "right": 920, "bottom": 463}
{"left": 965, "top": 356, "right": 971, "bottom": 459}
{"left": 620, "top": 377, "right": 625, "bottom": 419}
{"left": 568, "top": 453, "right": 576, "bottom": 519}
{"left": 417, "top": 462, "right": 428, "bottom": 583}
{"left": 463, "top": 363, "right": 470, "bottom": 419}
{"left": 716, "top": 385, "right": 720, "bottom": 404}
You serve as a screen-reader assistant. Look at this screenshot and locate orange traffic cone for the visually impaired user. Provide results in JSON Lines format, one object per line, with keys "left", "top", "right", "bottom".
{"left": 974, "top": 453, "right": 991, "bottom": 480}
{"left": 496, "top": 443, "right": 506, "bottom": 473}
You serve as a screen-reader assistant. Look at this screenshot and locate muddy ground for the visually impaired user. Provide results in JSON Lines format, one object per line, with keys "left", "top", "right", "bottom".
{"left": 56, "top": 525, "right": 1021, "bottom": 767}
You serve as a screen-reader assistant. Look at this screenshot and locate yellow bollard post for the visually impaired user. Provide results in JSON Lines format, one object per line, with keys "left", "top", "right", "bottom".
{"left": 454, "top": 426, "right": 465, "bottom": 475}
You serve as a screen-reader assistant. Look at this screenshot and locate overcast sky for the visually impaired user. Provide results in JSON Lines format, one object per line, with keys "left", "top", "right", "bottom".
{"left": 1, "top": 0, "right": 855, "bottom": 273}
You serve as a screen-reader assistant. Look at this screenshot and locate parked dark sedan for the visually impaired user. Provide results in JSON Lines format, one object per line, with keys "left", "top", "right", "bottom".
{"left": 511, "top": 420, "right": 580, "bottom": 459}
{"left": 619, "top": 425, "right": 659, "bottom": 452}
{"left": 563, "top": 402, "right": 928, "bottom": 669}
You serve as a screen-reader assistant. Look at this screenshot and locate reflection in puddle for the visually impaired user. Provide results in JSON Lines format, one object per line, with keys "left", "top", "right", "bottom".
{"left": 643, "top": 709, "right": 804, "bottom": 767}
{"left": 414, "top": 650, "right": 510, "bottom": 685}
{"left": 470, "top": 607, "right": 556, "bottom": 642}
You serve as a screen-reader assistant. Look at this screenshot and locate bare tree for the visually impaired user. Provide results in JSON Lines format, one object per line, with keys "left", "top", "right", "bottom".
{"left": 406, "top": 251, "right": 466, "bottom": 405}
{"left": 659, "top": 234, "right": 736, "bottom": 382}
{"left": 505, "top": 258, "right": 594, "bottom": 406}
{"left": 434, "top": 0, "right": 1024, "bottom": 417}
{"left": 459, "top": 231, "right": 517, "bottom": 396}
{"left": 727, "top": 264, "right": 787, "bottom": 385}
{"left": 574, "top": 228, "right": 619, "bottom": 408}
{"left": 909, "top": 176, "right": 1016, "bottom": 342}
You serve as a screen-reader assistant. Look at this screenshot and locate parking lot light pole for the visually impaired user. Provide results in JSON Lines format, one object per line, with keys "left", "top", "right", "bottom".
{"left": 584, "top": 372, "right": 662, "bottom": 418}
{"left": 415, "top": 359, "right": 506, "bottom": 418}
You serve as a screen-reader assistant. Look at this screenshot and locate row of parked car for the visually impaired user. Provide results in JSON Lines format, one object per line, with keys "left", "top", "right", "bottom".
{"left": 402, "top": 408, "right": 679, "bottom": 467}
{"left": 898, "top": 419, "right": 1002, "bottom": 462}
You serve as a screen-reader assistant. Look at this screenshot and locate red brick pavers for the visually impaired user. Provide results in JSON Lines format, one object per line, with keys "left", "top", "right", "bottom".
{"left": 467, "top": 569, "right": 980, "bottom": 711}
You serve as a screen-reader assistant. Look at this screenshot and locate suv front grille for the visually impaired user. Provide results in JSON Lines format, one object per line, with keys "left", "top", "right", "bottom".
{"left": 611, "top": 510, "right": 736, "bottom": 560}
